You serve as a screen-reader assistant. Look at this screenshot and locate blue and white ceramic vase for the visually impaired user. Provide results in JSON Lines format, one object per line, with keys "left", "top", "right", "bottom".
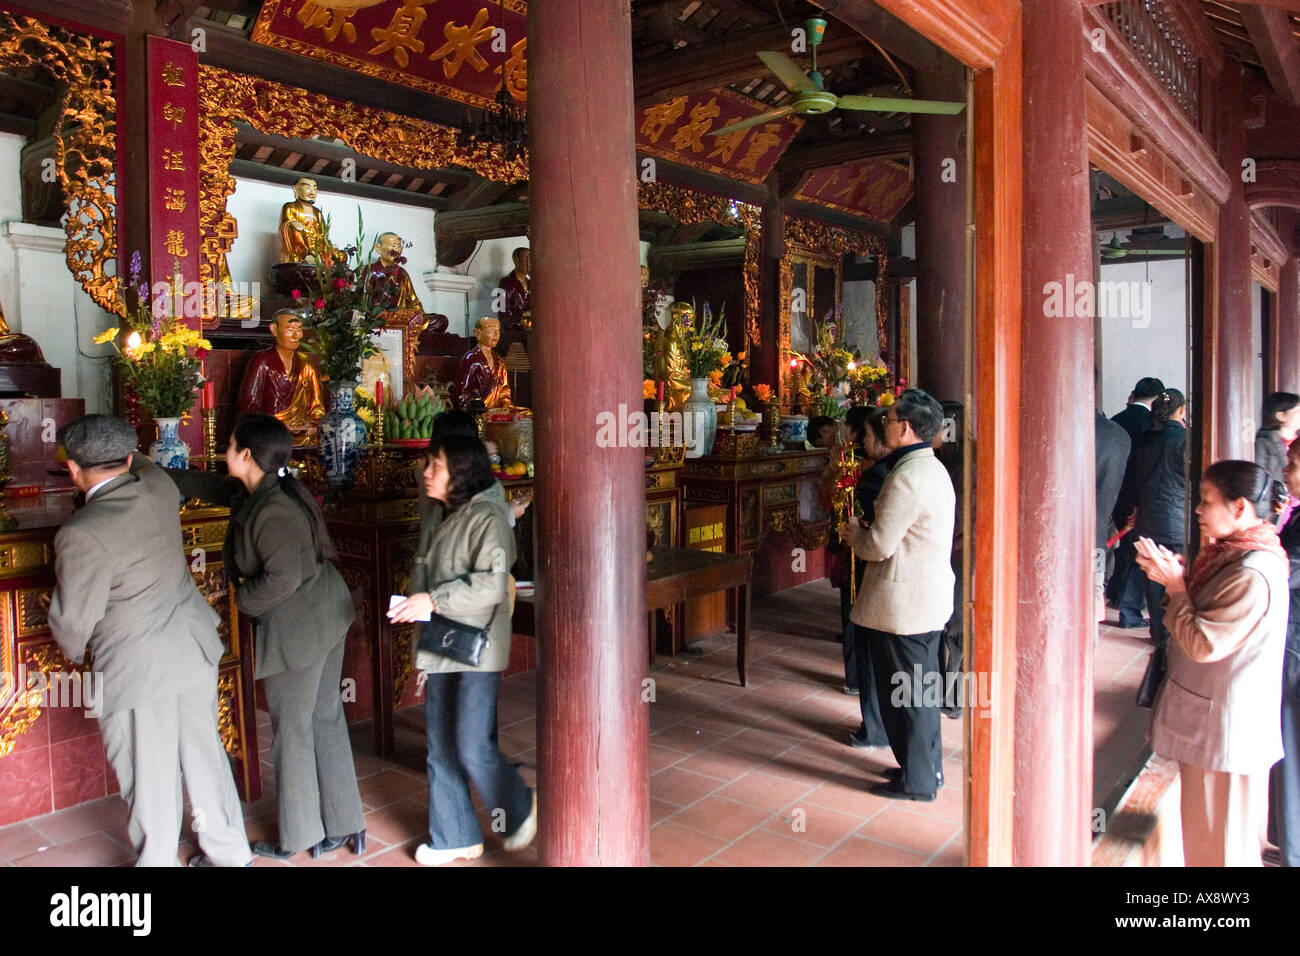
{"left": 318, "top": 378, "right": 368, "bottom": 488}
{"left": 683, "top": 377, "right": 718, "bottom": 458}
{"left": 149, "top": 417, "right": 190, "bottom": 469}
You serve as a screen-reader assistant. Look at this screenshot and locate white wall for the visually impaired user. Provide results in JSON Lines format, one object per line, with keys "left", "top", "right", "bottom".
{"left": 1098, "top": 255, "right": 1189, "bottom": 418}
{"left": 225, "top": 176, "right": 438, "bottom": 315}
{"left": 0, "top": 132, "right": 115, "bottom": 411}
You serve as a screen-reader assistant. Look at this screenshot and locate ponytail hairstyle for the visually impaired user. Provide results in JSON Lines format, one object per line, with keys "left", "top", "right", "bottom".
{"left": 1149, "top": 388, "right": 1186, "bottom": 428}
{"left": 1201, "top": 459, "right": 1288, "bottom": 522}
{"left": 1260, "top": 392, "right": 1300, "bottom": 431}
{"left": 231, "top": 414, "right": 337, "bottom": 563}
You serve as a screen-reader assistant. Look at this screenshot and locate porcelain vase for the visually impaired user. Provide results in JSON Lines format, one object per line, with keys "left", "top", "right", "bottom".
{"left": 318, "top": 379, "right": 368, "bottom": 488}
{"left": 149, "top": 417, "right": 190, "bottom": 469}
{"left": 683, "top": 377, "right": 718, "bottom": 458}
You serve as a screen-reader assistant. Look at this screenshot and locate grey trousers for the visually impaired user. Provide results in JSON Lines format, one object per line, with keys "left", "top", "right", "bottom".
{"left": 261, "top": 638, "right": 365, "bottom": 852}
{"left": 99, "top": 668, "right": 252, "bottom": 867}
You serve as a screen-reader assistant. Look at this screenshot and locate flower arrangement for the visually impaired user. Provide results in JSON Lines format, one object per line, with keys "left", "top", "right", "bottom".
{"left": 684, "top": 302, "right": 730, "bottom": 379}
{"left": 752, "top": 383, "right": 773, "bottom": 404}
{"left": 94, "top": 252, "right": 210, "bottom": 419}
{"left": 293, "top": 210, "right": 402, "bottom": 385}
{"left": 808, "top": 308, "right": 857, "bottom": 393}
{"left": 847, "top": 357, "right": 892, "bottom": 406}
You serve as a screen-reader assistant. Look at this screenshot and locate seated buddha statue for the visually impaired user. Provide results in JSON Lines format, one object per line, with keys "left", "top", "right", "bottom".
{"left": 453, "top": 317, "right": 512, "bottom": 411}
{"left": 359, "top": 232, "right": 423, "bottom": 313}
{"left": 0, "top": 301, "right": 49, "bottom": 366}
{"left": 277, "top": 178, "right": 338, "bottom": 265}
{"left": 236, "top": 309, "right": 327, "bottom": 444}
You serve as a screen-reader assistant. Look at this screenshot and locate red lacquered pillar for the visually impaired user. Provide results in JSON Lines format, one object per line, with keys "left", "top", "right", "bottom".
{"left": 912, "top": 57, "right": 967, "bottom": 403}
{"left": 1215, "top": 60, "right": 1255, "bottom": 460}
{"left": 1014, "top": 0, "right": 1094, "bottom": 866}
{"left": 1275, "top": 210, "right": 1300, "bottom": 394}
{"left": 528, "top": 0, "right": 650, "bottom": 865}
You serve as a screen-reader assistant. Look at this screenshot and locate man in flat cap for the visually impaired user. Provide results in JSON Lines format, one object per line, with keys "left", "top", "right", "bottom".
{"left": 48, "top": 415, "right": 252, "bottom": 867}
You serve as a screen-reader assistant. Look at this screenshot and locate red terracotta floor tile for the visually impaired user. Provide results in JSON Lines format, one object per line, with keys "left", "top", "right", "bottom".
{"left": 718, "top": 770, "right": 817, "bottom": 811}
{"left": 650, "top": 797, "right": 678, "bottom": 824}
{"left": 650, "top": 722, "right": 728, "bottom": 756}
{"left": 859, "top": 805, "right": 962, "bottom": 857}
{"left": 649, "top": 744, "right": 688, "bottom": 774}
{"left": 0, "top": 822, "right": 51, "bottom": 863}
{"left": 362, "top": 796, "right": 427, "bottom": 847}
{"left": 667, "top": 795, "right": 775, "bottom": 841}
{"left": 764, "top": 801, "right": 868, "bottom": 849}
{"left": 715, "top": 827, "right": 825, "bottom": 867}
{"left": 676, "top": 746, "right": 760, "bottom": 783}
{"left": 357, "top": 769, "right": 427, "bottom": 810}
{"left": 13, "top": 831, "right": 134, "bottom": 867}
{"left": 27, "top": 797, "right": 128, "bottom": 846}
{"left": 817, "top": 835, "right": 928, "bottom": 867}
{"left": 802, "top": 772, "right": 895, "bottom": 818}
{"left": 363, "top": 840, "right": 429, "bottom": 867}
{"left": 650, "top": 821, "right": 726, "bottom": 867}
{"left": 650, "top": 767, "right": 727, "bottom": 807}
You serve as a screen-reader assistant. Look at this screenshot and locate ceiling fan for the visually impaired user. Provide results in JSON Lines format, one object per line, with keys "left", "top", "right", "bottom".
{"left": 711, "top": 18, "right": 966, "bottom": 138}
{"left": 1100, "top": 232, "right": 1187, "bottom": 259}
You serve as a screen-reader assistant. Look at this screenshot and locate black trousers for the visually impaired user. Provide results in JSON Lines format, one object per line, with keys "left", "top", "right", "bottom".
{"left": 867, "top": 626, "right": 944, "bottom": 796}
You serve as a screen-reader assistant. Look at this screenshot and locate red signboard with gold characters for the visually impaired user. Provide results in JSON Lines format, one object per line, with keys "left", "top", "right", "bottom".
{"left": 636, "top": 88, "right": 801, "bottom": 186}
{"left": 793, "top": 159, "right": 913, "bottom": 223}
{"left": 147, "top": 36, "right": 203, "bottom": 328}
{"left": 252, "top": 0, "right": 527, "bottom": 110}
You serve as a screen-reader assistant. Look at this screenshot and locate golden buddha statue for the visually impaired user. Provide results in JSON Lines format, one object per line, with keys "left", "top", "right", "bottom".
{"left": 654, "top": 300, "right": 694, "bottom": 412}
{"left": 359, "top": 232, "right": 423, "bottom": 312}
{"left": 453, "top": 317, "right": 512, "bottom": 410}
{"left": 277, "top": 178, "right": 338, "bottom": 265}
{"left": 0, "top": 301, "right": 48, "bottom": 366}
{"left": 236, "top": 309, "right": 327, "bottom": 444}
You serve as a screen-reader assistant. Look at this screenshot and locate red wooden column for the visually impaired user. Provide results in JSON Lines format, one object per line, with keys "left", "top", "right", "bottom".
{"left": 912, "top": 57, "right": 967, "bottom": 402}
{"left": 1014, "top": 0, "right": 1093, "bottom": 867}
{"left": 1215, "top": 60, "right": 1254, "bottom": 460}
{"left": 1276, "top": 209, "right": 1300, "bottom": 393}
{"left": 528, "top": 1, "right": 650, "bottom": 866}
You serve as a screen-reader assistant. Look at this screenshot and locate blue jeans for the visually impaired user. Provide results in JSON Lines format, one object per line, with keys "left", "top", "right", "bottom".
{"left": 423, "top": 671, "right": 532, "bottom": 850}
{"left": 1142, "top": 541, "right": 1182, "bottom": 647}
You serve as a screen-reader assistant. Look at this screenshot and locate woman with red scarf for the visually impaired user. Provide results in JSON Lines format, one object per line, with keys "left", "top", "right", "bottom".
{"left": 1136, "top": 460, "right": 1289, "bottom": 866}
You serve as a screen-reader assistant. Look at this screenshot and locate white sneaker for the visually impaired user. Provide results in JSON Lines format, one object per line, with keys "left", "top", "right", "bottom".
{"left": 414, "top": 842, "right": 484, "bottom": 866}
{"left": 503, "top": 790, "right": 537, "bottom": 852}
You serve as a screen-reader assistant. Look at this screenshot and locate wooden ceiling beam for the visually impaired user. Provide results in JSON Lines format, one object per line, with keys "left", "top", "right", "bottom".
{"left": 634, "top": 23, "right": 870, "bottom": 107}
{"left": 1238, "top": 3, "right": 1300, "bottom": 105}
{"left": 775, "top": 130, "right": 911, "bottom": 178}
{"left": 229, "top": 158, "right": 446, "bottom": 211}
{"left": 234, "top": 125, "right": 474, "bottom": 188}
{"left": 809, "top": 0, "right": 943, "bottom": 71}
{"left": 445, "top": 173, "right": 513, "bottom": 211}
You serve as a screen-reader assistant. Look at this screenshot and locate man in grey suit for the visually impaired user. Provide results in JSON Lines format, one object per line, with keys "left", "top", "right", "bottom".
{"left": 48, "top": 415, "right": 252, "bottom": 867}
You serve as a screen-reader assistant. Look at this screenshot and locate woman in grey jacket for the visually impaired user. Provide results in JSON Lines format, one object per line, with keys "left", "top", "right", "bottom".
{"left": 169, "top": 415, "right": 365, "bottom": 861}
{"left": 1255, "top": 391, "right": 1300, "bottom": 489}
{"left": 389, "top": 433, "right": 536, "bottom": 865}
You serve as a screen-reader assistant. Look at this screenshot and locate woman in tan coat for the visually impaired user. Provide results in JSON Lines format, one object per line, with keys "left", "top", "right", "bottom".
{"left": 1136, "top": 459, "right": 1289, "bottom": 866}
{"left": 388, "top": 433, "right": 535, "bottom": 865}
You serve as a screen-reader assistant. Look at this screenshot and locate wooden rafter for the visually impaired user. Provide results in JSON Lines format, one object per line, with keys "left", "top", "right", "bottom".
{"left": 1238, "top": 2, "right": 1300, "bottom": 104}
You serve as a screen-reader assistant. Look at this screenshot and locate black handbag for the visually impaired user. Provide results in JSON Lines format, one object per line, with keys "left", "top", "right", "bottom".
{"left": 417, "top": 609, "right": 494, "bottom": 668}
{"left": 1135, "top": 644, "right": 1166, "bottom": 708}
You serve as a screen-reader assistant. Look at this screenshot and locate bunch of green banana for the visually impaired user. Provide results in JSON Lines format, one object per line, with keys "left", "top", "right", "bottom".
{"left": 383, "top": 392, "right": 441, "bottom": 440}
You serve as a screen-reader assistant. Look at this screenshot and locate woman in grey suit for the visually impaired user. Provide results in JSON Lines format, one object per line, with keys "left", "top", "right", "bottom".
{"left": 169, "top": 415, "right": 365, "bottom": 859}
{"left": 389, "top": 433, "right": 536, "bottom": 865}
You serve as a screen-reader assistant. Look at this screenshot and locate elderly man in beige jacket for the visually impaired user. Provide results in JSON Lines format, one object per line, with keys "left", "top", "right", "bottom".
{"left": 844, "top": 389, "right": 955, "bottom": 801}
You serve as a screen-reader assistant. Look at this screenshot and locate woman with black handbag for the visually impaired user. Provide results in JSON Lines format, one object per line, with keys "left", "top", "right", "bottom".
{"left": 388, "top": 433, "right": 535, "bottom": 865}
{"left": 167, "top": 414, "right": 366, "bottom": 862}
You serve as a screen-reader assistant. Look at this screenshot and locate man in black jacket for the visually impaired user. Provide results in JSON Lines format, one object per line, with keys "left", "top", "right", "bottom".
{"left": 1106, "top": 377, "right": 1164, "bottom": 626}
{"left": 1095, "top": 411, "right": 1130, "bottom": 623}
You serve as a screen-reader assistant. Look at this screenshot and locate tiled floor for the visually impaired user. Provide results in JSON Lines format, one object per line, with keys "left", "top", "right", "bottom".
{"left": 0, "top": 580, "right": 1148, "bottom": 867}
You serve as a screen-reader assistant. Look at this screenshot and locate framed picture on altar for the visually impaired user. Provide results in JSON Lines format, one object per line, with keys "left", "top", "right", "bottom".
{"left": 365, "top": 309, "right": 425, "bottom": 400}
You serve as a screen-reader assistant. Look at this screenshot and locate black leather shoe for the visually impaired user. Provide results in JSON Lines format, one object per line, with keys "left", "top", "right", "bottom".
{"left": 870, "top": 780, "right": 936, "bottom": 802}
{"left": 252, "top": 840, "right": 296, "bottom": 860}
{"left": 848, "top": 727, "right": 889, "bottom": 749}
{"left": 318, "top": 829, "right": 366, "bottom": 855}
{"left": 885, "top": 767, "right": 944, "bottom": 789}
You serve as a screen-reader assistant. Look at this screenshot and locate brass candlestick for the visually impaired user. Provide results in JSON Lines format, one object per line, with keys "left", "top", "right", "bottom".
{"left": 0, "top": 409, "right": 17, "bottom": 531}
{"left": 763, "top": 401, "right": 781, "bottom": 452}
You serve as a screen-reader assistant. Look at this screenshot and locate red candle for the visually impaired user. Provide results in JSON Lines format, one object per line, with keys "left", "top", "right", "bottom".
{"left": 375, "top": 380, "right": 384, "bottom": 411}
{"left": 656, "top": 380, "right": 665, "bottom": 403}
{"left": 729, "top": 385, "right": 737, "bottom": 401}
{"left": 203, "top": 381, "right": 214, "bottom": 409}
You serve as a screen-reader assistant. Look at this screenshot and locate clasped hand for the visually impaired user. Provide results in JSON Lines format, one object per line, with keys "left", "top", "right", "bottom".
{"left": 1134, "top": 536, "right": 1186, "bottom": 594}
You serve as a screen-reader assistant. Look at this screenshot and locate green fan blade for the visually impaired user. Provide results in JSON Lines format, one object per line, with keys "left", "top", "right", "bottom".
{"left": 711, "top": 104, "right": 796, "bottom": 137}
{"left": 836, "top": 95, "right": 965, "bottom": 115}
{"left": 757, "top": 51, "right": 815, "bottom": 93}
